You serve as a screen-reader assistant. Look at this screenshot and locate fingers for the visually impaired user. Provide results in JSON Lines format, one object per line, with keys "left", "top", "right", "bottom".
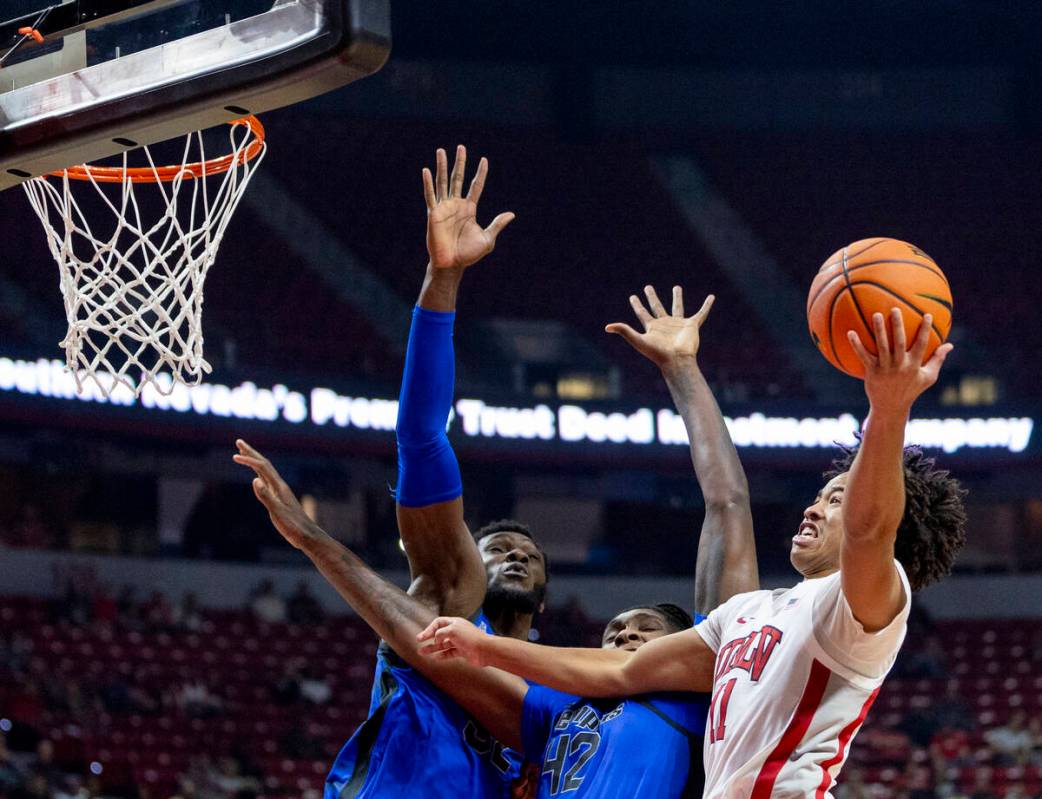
{"left": 233, "top": 449, "right": 279, "bottom": 488}
{"left": 847, "top": 329, "right": 877, "bottom": 370}
{"left": 466, "top": 157, "right": 489, "bottom": 204}
{"left": 671, "top": 285, "right": 684, "bottom": 318}
{"left": 694, "top": 294, "right": 715, "bottom": 324}
{"left": 449, "top": 144, "right": 466, "bottom": 198}
{"left": 644, "top": 285, "right": 668, "bottom": 318}
{"left": 422, "top": 168, "right": 436, "bottom": 210}
{"left": 910, "top": 313, "right": 934, "bottom": 364}
{"left": 417, "top": 617, "right": 452, "bottom": 642}
{"left": 605, "top": 322, "right": 644, "bottom": 351}
{"left": 890, "top": 308, "right": 907, "bottom": 356}
{"left": 628, "top": 294, "right": 653, "bottom": 329}
{"left": 872, "top": 312, "right": 891, "bottom": 368}
{"left": 484, "top": 212, "right": 515, "bottom": 242}
{"left": 435, "top": 148, "right": 449, "bottom": 201}
{"left": 924, "top": 342, "right": 954, "bottom": 375}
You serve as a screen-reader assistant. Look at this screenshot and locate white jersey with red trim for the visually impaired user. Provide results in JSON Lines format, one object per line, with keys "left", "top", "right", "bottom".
{"left": 694, "top": 561, "right": 911, "bottom": 798}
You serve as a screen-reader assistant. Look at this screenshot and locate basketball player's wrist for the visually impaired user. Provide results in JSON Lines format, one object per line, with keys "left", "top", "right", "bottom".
{"left": 418, "top": 263, "right": 464, "bottom": 311}
{"left": 659, "top": 354, "right": 702, "bottom": 386}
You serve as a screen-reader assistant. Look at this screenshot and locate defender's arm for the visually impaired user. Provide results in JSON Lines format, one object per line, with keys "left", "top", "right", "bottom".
{"left": 396, "top": 146, "right": 514, "bottom": 617}
{"left": 606, "top": 286, "right": 757, "bottom": 615}
{"left": 235, "top": 440, "right": 526, "bottom": 748}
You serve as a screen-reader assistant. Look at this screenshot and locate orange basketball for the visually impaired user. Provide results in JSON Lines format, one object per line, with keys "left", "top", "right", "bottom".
{"left": 807, "top": 238, "right": 953, "bottom": 378}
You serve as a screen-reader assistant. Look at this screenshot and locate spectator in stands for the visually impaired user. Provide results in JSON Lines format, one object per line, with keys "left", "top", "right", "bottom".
{"left": 28, "top": 739, "right": 66, "bottom": 793}
{"left": 116, "top": 585, "right": 144, "bottom": 631}
{"left": 10, "top": 772, "right": 49, "bottom": 799}
{"left": 898, "top": 633, "right": 948, "bottom": 678}
{"left": 0, "top": 629, "right": 33, "bottom": 672}
{"left": 280, "top": 722, "right": 324, "bottom": 760}
{"left": 207, "top": 755, "right": 260, "bottom": 798}
{"left": 174, "top": 679, "right": 223, "bottom": 719}
{"left": 172, "top": 591, "right": 204, "bottom": 632}
{"left": 1004, "top": 784, "right": 1031, "bottom": 799}
{"left": 248, "top": 579, "right": 286, "bottom": 624}
{"left": 1027, "top": 717, "right": 1042, "bottom": 765}
{"left": 5, "top": 679, "right": 44, "bottom": 751}
{"left": 52, "top": 575, "right": 92, "bottom": 626}
{"left": 931, "top": 726, "right": 976, "bottom": 769}
{"left": 271, "top": 661, "right": 303, "bottom": 705}
{"left": 833, "top": 768, "right": 877, "bottom": 799}
{"left": 985, "top": 710, "right": 1033, "bottom": 765}
{"left": 298, "top": 667, "right": 331, "bottom": 705}
{"left": 287, "top": 580, "right": 323, "bottom": 624}
{"left": 142, "top": 590, "right": 174, "bottom": 631}
{"left": 967, "top": 767, "right": 998, "bottom": 799}
{"left": 90, "top": 582, "right": 119, "bottom": 631}
{"left": 931, "top": 679, "right": 977, "bottom": 732}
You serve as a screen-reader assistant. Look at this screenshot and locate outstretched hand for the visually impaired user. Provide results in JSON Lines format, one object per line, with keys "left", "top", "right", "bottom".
{"left": 417, "top": 616, "right": 489, "bottom": 667}
{"left": 848, "top": 309, "right": 954, "bottom": 414}
{"left": 424, "top": 145, "right": 515, "bottom": 270}
{"left": 606, "top": 286, "right": 715, "bottom": 372}
{"left": 233, "top": 439, "right": 321, "bottom": 550}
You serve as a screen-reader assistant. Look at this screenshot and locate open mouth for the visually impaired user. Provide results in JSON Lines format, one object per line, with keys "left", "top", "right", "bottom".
{"left": 501, "top": 564, "right": 529, "bottom": 579}
{"left": 792, "top": 521, "right": 818, "bottom": 546}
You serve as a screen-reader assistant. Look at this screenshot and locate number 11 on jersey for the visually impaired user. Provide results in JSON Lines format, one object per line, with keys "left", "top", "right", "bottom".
{"left": 708, "top": 678, "right": 738, "bottom": 744}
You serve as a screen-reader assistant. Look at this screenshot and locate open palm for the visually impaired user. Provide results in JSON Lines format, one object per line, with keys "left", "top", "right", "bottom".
{"left": 424, "top": 146, "right": 515, "bottom": 270}
{"left": 607, "top": 286, "right": 715, "bottom": 369}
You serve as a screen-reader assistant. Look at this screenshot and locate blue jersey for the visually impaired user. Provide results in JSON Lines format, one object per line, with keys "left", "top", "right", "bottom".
{"left": 325, "top": 613, "right": 523, "bottom": 798}
{"left": 521, "top": 615, "right": 710, "bottom": 799}
{"left": 521, "top": 687, "right": 708, "bottom": 799}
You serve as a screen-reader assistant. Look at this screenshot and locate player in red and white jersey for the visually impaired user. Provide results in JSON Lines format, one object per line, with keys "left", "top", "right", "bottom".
{"left": 418, "top": 308, "right": 968, "bottom": 797}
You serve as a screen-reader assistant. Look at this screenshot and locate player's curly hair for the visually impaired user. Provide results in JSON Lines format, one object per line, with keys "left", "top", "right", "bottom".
{"left": 824, "top": 442, "right": 967, "bottom": 592}
{"left": 617, "top": 603, "right": 694, "bottom": 633}
{"left": 473, "top": 518, "right": 549, "bottom": 578}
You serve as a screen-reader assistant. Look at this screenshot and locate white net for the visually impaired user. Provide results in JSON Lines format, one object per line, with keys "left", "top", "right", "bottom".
{"left": 21, "top": 119, "right": 266, "bottom": 399}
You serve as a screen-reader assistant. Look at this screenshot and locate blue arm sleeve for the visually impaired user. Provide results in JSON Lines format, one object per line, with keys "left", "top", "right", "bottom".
{"left": 394, "top": 305, "right": 463, "bottom": 508}
{"left": 521, "top": 686, "right": 576, "bottom": 761}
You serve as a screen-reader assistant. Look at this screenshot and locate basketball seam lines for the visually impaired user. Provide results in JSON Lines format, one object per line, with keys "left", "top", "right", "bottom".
{"left": 841, "top": 247, "right": 873, "bottom": 373}
{"left": 816, "top": 238, "right": 887, "bottom": 273}
{"left": 808, "top": 259, "right": 949, "bottom": 309}
{"left": 845, "top": 280, "right": 949, "bottom": 342}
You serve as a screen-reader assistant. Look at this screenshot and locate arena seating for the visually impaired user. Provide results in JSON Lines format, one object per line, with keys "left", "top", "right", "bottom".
{"left": 2, "top": 593, "right": 1040, "bottom": 798}
{"left": 692, "top": 132, "right": 1042, "bottom": 399}
{"left": 258, "top": 114, "right": 813, "bottom": 401}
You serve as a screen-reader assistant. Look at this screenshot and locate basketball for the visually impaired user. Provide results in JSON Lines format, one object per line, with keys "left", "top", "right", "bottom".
{"left": 806, "top": 237, "right": 953, "bottom": 378}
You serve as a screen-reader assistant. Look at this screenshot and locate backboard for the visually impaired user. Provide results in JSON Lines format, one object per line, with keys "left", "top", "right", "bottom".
{"left": 0, "top": 0, "right": 390, "bottom": 190}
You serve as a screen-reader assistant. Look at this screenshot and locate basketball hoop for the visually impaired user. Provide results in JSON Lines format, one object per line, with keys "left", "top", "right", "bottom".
{"left": 21, "top": 117, "right": 266, "bottom": 399}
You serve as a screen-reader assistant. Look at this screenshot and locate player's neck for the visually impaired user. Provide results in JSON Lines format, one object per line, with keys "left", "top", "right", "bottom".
{"left": 485, "top": 607, "right": 534, "bottom": 641}
{"left": 800, "top": 564, "right": 840, "bottom": 581}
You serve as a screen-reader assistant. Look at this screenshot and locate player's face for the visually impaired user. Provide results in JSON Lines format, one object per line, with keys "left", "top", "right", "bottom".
{"left": 601, "top": 608, "right": 672, "bottom": 652}
{"left": 479, "top": 532, "right": 547, "bottom": 603}
{"left": 790, "top": 472, "right": 847, "bottom": 576}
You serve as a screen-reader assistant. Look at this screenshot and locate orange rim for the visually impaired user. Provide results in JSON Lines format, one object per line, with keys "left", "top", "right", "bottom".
{"left": 55, "top": 116, "right": 265, "bottom": 184}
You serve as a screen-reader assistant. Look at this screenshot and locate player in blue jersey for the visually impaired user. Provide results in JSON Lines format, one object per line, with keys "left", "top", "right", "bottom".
{"left": 317, "top": 145, "right": 539, "bottom": 798}
{"left": 236, "top": 278, "right": 759, "bottom": 797}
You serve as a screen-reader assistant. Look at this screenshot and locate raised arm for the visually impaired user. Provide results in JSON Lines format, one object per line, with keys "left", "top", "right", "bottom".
{"left": 234, "top": 440, "right": 526, "bottom": 748}
{"left": 843, "top": 310, "right": 953, "bottom": 631}
{"left": 607, "top": 286, "right": 758, "bottom": 615}
{"left": 418, "top": 615, "right": 715, "bottom": 697}
{"left": 395, "top": 146, "right": 515, "bottom": 617}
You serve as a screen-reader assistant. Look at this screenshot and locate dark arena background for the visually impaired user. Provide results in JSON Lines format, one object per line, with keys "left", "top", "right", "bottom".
{"left": 3, "top": 2, "right": 1042, "bottom": 798}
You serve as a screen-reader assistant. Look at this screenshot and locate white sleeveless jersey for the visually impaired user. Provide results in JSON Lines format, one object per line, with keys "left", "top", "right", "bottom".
{"left": 694, "top": 561, "right": 911, "bottom": 798}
